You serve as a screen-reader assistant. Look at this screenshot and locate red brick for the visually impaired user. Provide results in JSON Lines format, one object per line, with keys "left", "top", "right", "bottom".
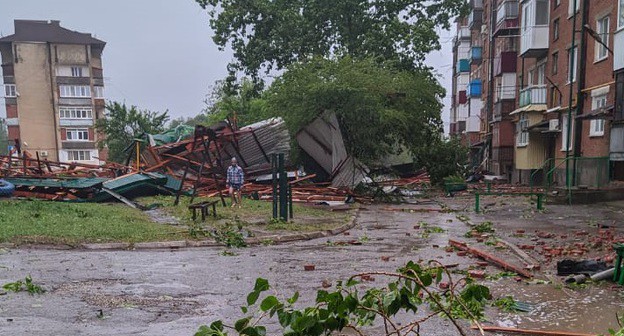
{"left": 468, "top": 270, "right": 486, "bottom": 279}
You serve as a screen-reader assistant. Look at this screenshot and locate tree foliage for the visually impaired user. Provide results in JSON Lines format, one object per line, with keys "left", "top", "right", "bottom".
{"left": 263, "top": 57, "right": 444, "bottom": 164}
{"left": 195, "top": 261, "right": 490, "bottom": 336}
{"left": 204, "top": 79, "right": 269, "bottom": 127}
{"left": 412, "top": 137, "right": 469, "bottom": 185}
{"left": 196, "top": 0, "right": 467, "bottom": 84}
{"left": 95, "top": 102, "right": 169, "bottom": 163}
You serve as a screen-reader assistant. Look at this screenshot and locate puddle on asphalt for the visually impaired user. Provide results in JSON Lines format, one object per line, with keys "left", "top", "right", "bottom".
{"left": 489, "top": 281, "right": 624, "bottom": 333}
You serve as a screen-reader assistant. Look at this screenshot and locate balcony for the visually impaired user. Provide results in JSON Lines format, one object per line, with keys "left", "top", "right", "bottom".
{"left": 467, "top": 115, "right": 481, "bottom": 133}
{"left": 458, "top": 90, "right": 467, "bottom": 104}
{"left": 520, "top": 26, "right": 549, "bottom": 57}
{"left": 457, "top": 27, "right": 471, "bottom": 40}
{"left": 470, "top": 0, "right": 483, "bottom": 9}
{"left": 59, "top": 119, "right": 94, "bottom": 127}
{"left": 520, "top": 0, "right": 549, "bottom": 58}
{"left": 469, "top": 80, "right": 482, "bottom": 98}
{"left": 470, "top": 46, "right": 483, "bottom": 64}
{"left": 468, "top": 9, "right": 483, "bottom": 30}
{"left": 519, "top": 85, "right": 547, "bottom": 107}
{"left": 615, "top": 30, "right": 624, "bottom": 71}
{"left": 495, "top": 73, "right": 517, "bottom": 101}
{"left": 494, "top": 51, "right": 517, "bottom": 76}
{"left": 494, "top": 0, "right": 519, "bottom": 37}
{"left": 456, "top": 59, "right": 470, "bottom": 73}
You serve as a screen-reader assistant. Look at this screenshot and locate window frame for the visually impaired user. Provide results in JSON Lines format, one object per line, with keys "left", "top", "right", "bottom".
{"left": 59, "top": 85, "right": 91, "bottom": 98}
{"left": 568, "top": 0, "right": 580, "bottom": 18}
{"left": 561, "top": 114, "right": 574, "bottom": 151}
{"left": 67, "top": 150, "right": 92, "bottom": 161}
{"left": 70, "top": 66, "right": 83, "bottom": 77}
{"left": 619, "top": 0, "right": 624, "bottom": 30}
{"left": 59, "top": 107, "right": 93, "bottom": 119}
{"left": 595, "top": 16, "right": 610, "bottom": 62}
{"left": 568, "top": 46, "right": 578, "bottom": 84}
{"left": 517, "top": 113, "right": 529, "bottom": 147}
{"left": 553, "top": 18, "right": 560, "bottom": 41}
{"left": 4, "top": 84, "right": 16, "bottom": 97}
{"left": 93, "top": 86, "right": 104, "bottom": 98}
{"left": 590, "top": 93, "right": 608, "bottom": 137}
{"left": 552, "top": 51, "right": 559, "bottom": 75}
{"left": 65, "top": 128, "right": 90, "bottom": 142}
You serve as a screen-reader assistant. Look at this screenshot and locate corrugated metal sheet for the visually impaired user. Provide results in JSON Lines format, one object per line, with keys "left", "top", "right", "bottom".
{"left": 220, "top": 118, "right": 291, "bottom": 172}
{"left": 296, "top": 112, "right": 367, "bottom": 188}
{"left": 5, "top": 177, "right": 107, "bottom": 188}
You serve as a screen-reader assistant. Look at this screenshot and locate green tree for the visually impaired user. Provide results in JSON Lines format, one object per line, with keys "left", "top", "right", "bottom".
{"left": 412, "top": 136, "right": 469, "bottom": 185}
{"left": 196, "top": 0, "right": 467, "bottom": 84}
{"left": 96, "top": 102, "right": 169, "bottom": 163}
{"left": 204, "top": 79, "right": 269, "bottom": 127}
{"left": 264, "top": 57, "right": 444, "bottom": 164}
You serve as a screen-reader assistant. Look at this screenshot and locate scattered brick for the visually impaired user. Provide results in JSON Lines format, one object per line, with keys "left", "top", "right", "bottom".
{"left": 457, "top": 251, "right": 468, "bottom": 257}
{"left": 468, "top": 270, "right": 486, "bottom": 279}
{"left": 439, "top": 282, "right": 450, "bottom": 290}
{"left": 304, "top": 265, "right": 316, "bottom": 271}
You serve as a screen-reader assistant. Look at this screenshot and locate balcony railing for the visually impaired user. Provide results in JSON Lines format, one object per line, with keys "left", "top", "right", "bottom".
{"left": 496, "top": 0, "right": 519, "bottom": 24}
{"left": 456, "top": 59, "right": 470, "bottom": 73}
{"left": 494, "top": 51, "right": 517, "bottom": 76}
{"left": 469, "top": 80, "right": 482, "bottom": 98}
{"left": 520, "top": 25, "right": 549, "bottom": 57}
{"left": 494, "top": 0, "right": 519, "bottom": 36}
{"left": 468, "top": 9, "right": 483, "bottom": 29}
{"left": 457, "top": 27, "right": 471, "bottom": 40}
{"left": 519, "top": 85, "right": 547, "bottom": 107}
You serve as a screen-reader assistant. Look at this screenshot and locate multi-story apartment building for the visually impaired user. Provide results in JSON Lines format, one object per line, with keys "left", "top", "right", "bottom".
{"left": 452, "top": 0, "right": 624, "bottom": 186}
{"left": 1, "top": 20, "right": 106, "bottom": 163}
{"left": 450, "top": 15, "right": 483, "bottom": 166}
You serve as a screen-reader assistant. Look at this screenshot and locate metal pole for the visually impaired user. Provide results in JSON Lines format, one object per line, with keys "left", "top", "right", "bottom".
{"left": 135, "top": 141, "right": 140, "bottom": 171}
{"left": 278, "top": 153, "right": 288, "bottom": 220}
{"left": 271, "top": 154, "right": 278, "bottom": 219}
{"left": 565, "top": 0, "right": 578, "bottom": 204}
{"left": 573, "top": 0, "right": 588, "bottom": 188}
{"left": 288, "top": 184, "right": 293, "bottom": 220}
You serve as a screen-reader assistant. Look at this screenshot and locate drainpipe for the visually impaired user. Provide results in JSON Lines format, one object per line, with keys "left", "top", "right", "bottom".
{"left": 572, "top": 0, "right": 588, "bottom": 186}
{"left": 487, "top": 0, "right": 497, "bottom": 172}
{"left": 565, "top": 0, "right": 578, "bottom": 202}
{"left": 47, "top": 42, "right": 60, "bottom": 161}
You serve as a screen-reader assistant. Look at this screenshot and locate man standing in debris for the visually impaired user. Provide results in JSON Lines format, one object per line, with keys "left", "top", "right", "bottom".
{"left": 226, "top": 157, "right": 244, "bottom": 207}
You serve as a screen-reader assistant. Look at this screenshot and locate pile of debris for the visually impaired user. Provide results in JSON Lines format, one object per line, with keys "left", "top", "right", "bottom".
{"left": 0, "top": 115, "right": 430, "bottom": 205}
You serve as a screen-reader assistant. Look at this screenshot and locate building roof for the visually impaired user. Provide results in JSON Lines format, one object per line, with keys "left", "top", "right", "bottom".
{"left": 0, "top": 20, "right": 105, "bottom": 46}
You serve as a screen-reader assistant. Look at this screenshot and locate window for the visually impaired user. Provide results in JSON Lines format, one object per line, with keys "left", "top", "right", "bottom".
{"left": 553, "top": 0, "right": 560, "bottom": 8}
{"left": 552, "top": 52, "right": 559, "bottom": 74}
{"left": 620, "top": 0, "right": 624, "bottom": 29}
{"left": 590, "top": 93, "right": 607, "bottom": 136}
{"left": 4, "top": 84, "right": 16, "bottom": 97}
{"left": 67, "top": 150, "right": 91, "bottom": 161}
{"left": 561, "top": 114, "right": 573, "bottom": 151}
{"left": 568, "top": 0, "right": 580, "bottom": 17}
{"left": 595, "top": 16, "right": 610, "bottom": 61}
{"left": 59, "top": 107, "right": 93, "bottom": 119}
{"left": 568, "top": 46, "right": 578, "bottom": 83}
{"left": 617, "top": 71, "right": 624, "bottom": 121}
{"left": 553, "top": 19, "right": 560, "bottom": 41}
{"left": 528, "top": 69, "right": 534, "bottom": 86}
{"left": 66, "top": 128, "right": 89, "bottom": 141}
{"left": 537, "top": 62, "right": 546, "bottom": 85}
{"left": 517, "top": 113, "right": 529, "bottom": 146}
{"left": 93, "top": 86, "right": 104, "bottom": 98}
{"left": 59, "top": 85, "right": 91, "bottom": 98}
{"left": 536, "top": 0, "right": 549, "bottom": 25}
{"left": 71, "top": 67, "right": 83, "bottom": 77}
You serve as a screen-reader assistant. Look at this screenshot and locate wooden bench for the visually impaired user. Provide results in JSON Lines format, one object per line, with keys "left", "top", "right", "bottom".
{"left": 188, "top": 200, "right": 219, "bottom": 221}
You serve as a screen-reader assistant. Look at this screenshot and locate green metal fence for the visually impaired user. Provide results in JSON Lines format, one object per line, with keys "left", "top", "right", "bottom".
{"left": 530, "top": 156, "right": 611, "bottom": 193}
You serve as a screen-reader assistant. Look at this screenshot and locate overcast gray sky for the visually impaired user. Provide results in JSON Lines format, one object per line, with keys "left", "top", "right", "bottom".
{"left": 0, "top": 0, "right": 454, "bottom": 130}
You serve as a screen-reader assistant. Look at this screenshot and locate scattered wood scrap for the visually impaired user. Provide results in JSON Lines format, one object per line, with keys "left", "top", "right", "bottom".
{"left": 449, "top": 239, "right": 533, "bottom": 278}
{"left": 472, "top": 325, "right": 598, "bottom": 336}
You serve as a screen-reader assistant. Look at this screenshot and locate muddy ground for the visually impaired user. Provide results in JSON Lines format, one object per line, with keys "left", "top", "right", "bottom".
{"left": 0, "top": 195, "right": 623, "bottom": 335}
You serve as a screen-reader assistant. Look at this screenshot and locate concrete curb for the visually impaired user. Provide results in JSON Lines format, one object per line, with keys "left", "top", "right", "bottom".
{"left": 15, "top": 210, "right": 359, "bottom": 251}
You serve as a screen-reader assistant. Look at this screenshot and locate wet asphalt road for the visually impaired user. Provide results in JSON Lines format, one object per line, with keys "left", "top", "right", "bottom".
{"left": 1, "top": 198, "right": 623, "bottom": 335}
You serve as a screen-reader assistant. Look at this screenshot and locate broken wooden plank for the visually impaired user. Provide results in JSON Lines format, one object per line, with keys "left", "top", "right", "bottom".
{"left": 101, "top": 187, "right": 143, "bottom": 210}
{"left": 471, "top": 325, "right": 598, "bottom": 336}
{"left": 449, "top": 239, "right": 533, "bottom": 278}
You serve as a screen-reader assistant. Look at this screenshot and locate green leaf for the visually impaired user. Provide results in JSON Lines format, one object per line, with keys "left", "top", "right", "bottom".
{"left": 287, "top": 291, "right": 299, "bottom": 305}
{"left": 253, "top": 278, "right": 270, "bottom": 292}
{"left": 247, "top": 290, "right": 260, "bottom": 306}
{"left": 234, "top": 317, "right": 250, "bottom": 332}
{"left": 241, "top": 306, "right": 248, "bottom": 314}
{"left": 260, "top": 296, "right": 280, "bottom": 311}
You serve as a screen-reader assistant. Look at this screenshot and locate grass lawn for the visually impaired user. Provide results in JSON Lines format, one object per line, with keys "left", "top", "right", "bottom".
{"left": 138, "top": 195, "right": 351, "bottom": 233}
{"left": 0, "top": 200, "right": 189, "bottom": 245}
{"left": 0, "top": 196, "right": 352, "bottom": 246}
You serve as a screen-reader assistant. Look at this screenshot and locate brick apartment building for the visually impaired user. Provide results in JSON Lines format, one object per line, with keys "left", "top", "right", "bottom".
{"left": 1, "top": 20, "right": 106, "bottom": 163}
{"left": 451, "top": 0, "right": 624, "bottom": 187}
